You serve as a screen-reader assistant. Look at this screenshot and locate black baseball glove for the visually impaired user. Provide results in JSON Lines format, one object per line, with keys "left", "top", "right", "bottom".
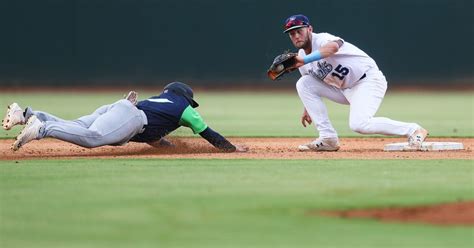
{"left": 267, "top": 52, "right": 298, "bottom": 80}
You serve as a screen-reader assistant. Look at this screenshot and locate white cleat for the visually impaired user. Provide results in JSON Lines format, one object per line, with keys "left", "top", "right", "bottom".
{"left": 125, "top": 91, "right": 138, "bottom": 105}
{"left": 2, "top": 103, "right": 26, "bottom": 130}
{"left": 407, "top": 127, "right": 429, "bottom": 149}
{"left": 298, "top": 137, "right": 340, "bottom": 152}
{"left": 12, "top": 115, "right": 44, "bottom": 151}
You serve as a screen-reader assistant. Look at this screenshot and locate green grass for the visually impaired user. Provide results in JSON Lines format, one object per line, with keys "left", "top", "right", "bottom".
{"left": 1, "top": 159, "right": 473, "bottom": 248}
{"left": 0, "top": 91, "right": 473, "bottom": 247}
{"left": 0, "top": 91, "right": 472, "bottom": 138}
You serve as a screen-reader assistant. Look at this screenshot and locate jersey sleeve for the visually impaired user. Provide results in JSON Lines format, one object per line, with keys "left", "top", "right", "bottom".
{"left": 315, "top": 32, "right": 344, "bottom": 48}
{"left": 199, "top": 127, "right": 236, "bottom": 152}
{"left": 179, "top": 106, "right": 208, "bottom": 134}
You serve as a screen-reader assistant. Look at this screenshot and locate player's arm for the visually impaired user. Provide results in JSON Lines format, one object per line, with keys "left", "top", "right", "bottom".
{"left": 198, "top": 127, "right": 238, "bottom": 152}
{"left": 292, "top": 40, "right": 344, "bottom": 68}
{"left": 199, "top": 127, "right": 247, "bottom": 152}
{"left": 179, "top": 106, "right": 247, "bottom": 152}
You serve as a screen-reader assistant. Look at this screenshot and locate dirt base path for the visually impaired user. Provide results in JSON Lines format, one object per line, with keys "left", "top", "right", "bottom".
{"left": 1, "top": 137, "right": 472, "bottom": 160}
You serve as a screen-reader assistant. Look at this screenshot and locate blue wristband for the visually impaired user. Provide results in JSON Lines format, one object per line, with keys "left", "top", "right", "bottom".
{"left": 303, "top": 50, "right": 322, "bottom": 64}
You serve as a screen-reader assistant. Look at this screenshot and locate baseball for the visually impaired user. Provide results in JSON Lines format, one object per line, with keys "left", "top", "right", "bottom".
{"left": 276, "top": 64, "right": 284, "bottom": 72}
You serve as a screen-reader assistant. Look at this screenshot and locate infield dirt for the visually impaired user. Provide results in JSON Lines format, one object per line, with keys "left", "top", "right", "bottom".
{"left": 1, "top": 137, "right": 472, "bottom": 160}
{"left": 317, "top": 201, "right": 474, "bottom": 226}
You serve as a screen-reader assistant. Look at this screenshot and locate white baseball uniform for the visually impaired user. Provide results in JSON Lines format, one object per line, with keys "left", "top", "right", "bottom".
{"left": 296, "top": 32, "right": 420, "bottom": 139}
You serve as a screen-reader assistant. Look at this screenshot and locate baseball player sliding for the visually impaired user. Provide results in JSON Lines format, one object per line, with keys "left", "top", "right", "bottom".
{"left": 2, "top": 82, "right": 248, "bottom": 152}
{"left": 268, "top": 14, "right": 428, "bottom": 151}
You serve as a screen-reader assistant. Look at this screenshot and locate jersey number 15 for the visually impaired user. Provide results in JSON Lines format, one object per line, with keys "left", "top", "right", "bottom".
{"left": 331, "top": 64, "right": 349, "bottom": 80}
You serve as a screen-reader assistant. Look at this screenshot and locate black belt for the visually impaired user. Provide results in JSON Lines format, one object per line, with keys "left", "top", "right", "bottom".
{"left": 359, "top": 73, "right": 366, "bottom": 80}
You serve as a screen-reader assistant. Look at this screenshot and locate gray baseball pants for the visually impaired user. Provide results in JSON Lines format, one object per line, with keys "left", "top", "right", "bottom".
{"left": 29, "top": 99, "right": 148, "bottom": 148}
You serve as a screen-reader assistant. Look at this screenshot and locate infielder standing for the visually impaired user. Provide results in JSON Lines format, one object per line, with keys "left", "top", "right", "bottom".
{"left": 3, "top": 82, "right": 247, "bottom": 152}
{"left": 280, "top": 14, "right": 428, "bottom": 151}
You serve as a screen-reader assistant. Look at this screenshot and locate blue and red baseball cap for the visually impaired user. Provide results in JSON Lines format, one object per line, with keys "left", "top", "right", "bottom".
{"left": 283, "top": 14, "right": 310, "bottom": 33}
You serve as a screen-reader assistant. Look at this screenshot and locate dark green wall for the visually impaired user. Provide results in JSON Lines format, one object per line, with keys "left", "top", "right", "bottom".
{"left": 0, "top": 0, "right": 472, "bottom": 86}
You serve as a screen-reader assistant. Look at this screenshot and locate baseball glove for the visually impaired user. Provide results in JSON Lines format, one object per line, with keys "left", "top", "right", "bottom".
{"left": 267, "top": 52, "right": 298, "bottom": 80}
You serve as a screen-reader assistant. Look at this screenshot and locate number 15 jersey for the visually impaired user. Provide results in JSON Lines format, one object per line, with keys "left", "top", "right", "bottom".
{"left": 298, "top": 32, "right": 379, "bottom": 89}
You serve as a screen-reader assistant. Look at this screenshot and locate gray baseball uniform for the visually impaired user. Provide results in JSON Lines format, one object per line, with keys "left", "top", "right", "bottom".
{"left": 27, "top": 99, "right": 147, "bottom": 148}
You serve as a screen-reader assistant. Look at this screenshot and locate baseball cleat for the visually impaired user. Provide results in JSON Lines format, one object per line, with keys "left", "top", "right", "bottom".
{"left": 407, "top": 127, "right": 429, "bottom": 149}
{"left": 2, "top": 103, "right": 26, "bottom": 130}
{"left": 12, "top": 115, "right": 44, "bottom": 151}
{"left": 125, "top": 91, "right": 138, "bottom": 105}
{"left": 298, "top": 137, "right": 340, "bottom": 152}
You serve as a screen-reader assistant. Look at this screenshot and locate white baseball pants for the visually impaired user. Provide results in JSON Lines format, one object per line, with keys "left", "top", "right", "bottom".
{"left": 296, "top": 68, "right": 420, "bottom": 139}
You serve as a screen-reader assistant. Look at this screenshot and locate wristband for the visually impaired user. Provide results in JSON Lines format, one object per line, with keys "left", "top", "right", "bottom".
{"left": 303, "top": 50, "right": 322, "bottom": 64}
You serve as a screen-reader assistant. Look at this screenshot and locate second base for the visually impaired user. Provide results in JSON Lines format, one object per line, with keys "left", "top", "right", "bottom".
{"left": 384, "top": 142, "right": 464, "bottom": 151}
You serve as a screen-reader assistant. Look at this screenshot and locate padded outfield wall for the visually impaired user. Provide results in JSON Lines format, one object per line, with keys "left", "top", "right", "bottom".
{"left": 0, "top": 0, "right": 472, "bottom": 87}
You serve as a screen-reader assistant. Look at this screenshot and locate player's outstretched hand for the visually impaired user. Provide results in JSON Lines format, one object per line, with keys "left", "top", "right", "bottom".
{"left": 234, "top": 144, "right": 249, "bottom": 152}
{"left": 301, "top": 109, "right": 312, "bottom": 127}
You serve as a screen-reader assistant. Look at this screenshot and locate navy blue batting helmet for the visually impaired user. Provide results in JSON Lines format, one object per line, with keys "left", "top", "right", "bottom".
{"left": 283, "top": 14, "right": 310, "bottom": 33}
{"left": 163, "top": 82, "right": 199, "bottom": 108}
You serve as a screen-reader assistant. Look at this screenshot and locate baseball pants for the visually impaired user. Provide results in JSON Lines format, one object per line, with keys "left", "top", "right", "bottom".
{"left": 29, "top": 99, "right": 148, "bottom": 148}
{"left": 296, "top": 68, "right": 419, "bottom": 139}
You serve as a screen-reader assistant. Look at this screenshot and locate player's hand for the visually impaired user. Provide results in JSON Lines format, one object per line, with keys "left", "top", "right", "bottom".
{"left": 290, "top": 55, "right": 305, "bottom": 69}
{"left": 234, "top": 144, "right": 249, "bottom": 152}
{"left": 301, "top": 109, "right": 312, "bottom": 127}
{"left": 285, "top": 55, "right": 305, "bottom": 71}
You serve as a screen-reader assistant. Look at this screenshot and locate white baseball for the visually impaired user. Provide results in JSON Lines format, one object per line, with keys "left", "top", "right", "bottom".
{"left": 276, "top": 64, "right": 284, "bottom": 72}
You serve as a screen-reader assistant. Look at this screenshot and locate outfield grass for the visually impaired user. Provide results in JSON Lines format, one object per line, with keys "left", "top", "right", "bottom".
{"left": 0, "top": 91, "right": 472, "bottom": 138}
{"left": 0, "top": 159, "right": 473, "bottom": 248}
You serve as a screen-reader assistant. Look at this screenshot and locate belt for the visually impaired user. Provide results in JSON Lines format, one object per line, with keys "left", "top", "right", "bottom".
{"left": 359, "top": 73, "right": 366, "bottom": 80}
